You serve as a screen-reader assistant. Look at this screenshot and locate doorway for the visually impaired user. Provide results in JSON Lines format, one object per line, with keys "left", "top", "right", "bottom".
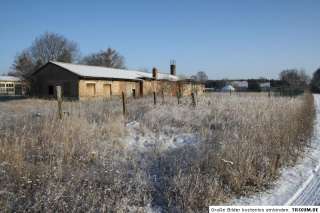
{"left": 132, "top": 89, "right": 136, "bottom": 98}
{"left": 48, "top": 85, "right": 54, "bottom": 96}
{"left": 86, "top": 83, "right": 96, "bottom": 97}
{"left": 103, "top": 84, "right": 111, "bottom": 98}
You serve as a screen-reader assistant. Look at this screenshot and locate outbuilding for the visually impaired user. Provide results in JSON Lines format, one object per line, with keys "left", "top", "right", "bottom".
{"left": 31, "top": 61, "right": 204, "bottom": 100}
{"left": 221, "top": 85, "right": 235, "bottom": 92}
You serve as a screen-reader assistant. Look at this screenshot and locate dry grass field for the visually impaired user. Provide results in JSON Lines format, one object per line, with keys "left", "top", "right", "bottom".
{"left": 0, "top": 92, "right": 315, "bottom": 212}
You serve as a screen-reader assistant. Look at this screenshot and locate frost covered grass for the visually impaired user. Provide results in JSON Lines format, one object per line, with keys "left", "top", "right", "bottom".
{"left": 231, "top": 95, "right": 320, "bottom": 205}
{"left": 0, "top": 92, "right": 315, "bottom": 212}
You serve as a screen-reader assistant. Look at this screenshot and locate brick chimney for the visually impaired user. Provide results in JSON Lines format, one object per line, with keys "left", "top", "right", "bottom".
{"left": 152, "top": 67, "right": 158, "bottom": 79}
{"left": 170, "top": 60, "right": 176, "bottom": 76}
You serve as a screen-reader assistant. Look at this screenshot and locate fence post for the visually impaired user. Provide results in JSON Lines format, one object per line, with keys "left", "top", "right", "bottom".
{"left": 191, "top": 92, "right": 196, "bottom": 107}
{"left": 78, "top": 102, "right": 81, "bottom": 118}
{"left": 153, "top": 91, "right": 157, "bottom": 105}
{"left": 177, "top": 91, "right": 181, "bottom": 105}
{"left": 161, "top": 89, "right": 164, "bottom": 104}
{"left": 56, "top": 86, "right": 63, "bottom": 119}
{"left": 122, "top": 92, "right": 126, "bottom": 117}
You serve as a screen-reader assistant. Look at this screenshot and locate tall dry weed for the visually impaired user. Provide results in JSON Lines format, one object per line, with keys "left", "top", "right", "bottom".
{"left": 0, "top": 92, "right": 315, "bottom": 212}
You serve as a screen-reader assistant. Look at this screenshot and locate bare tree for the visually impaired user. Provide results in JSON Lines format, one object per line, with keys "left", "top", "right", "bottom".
{"left": 82, "top": 48, "right": 125, "bottom": 69}
{"left": 190, "top": 75, "right": 197, "bottom": 80}
{"left": 279, "top": 69, "right": 310, "bottom": 88}
{"left": 12, "top": 32, "right": 79, "bottom": 78}
{"left": 30, "top": 32, "right": 78, "bottom": 64}
{"left": 11, "top": 50, "right": 35, "bottom": 78}
{"left": 191, "top": 71, "right": 208, "bottom": 83}
{"left": 311, "top": 68, "right": 320, "bottom": 93}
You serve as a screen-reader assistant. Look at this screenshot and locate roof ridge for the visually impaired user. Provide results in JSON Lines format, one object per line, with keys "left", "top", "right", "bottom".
{"left": 47, "top": 61, "right": 179, "bottom": 81}
{"left": 50, "top": 61, "right": 148, "bottom": 74}
{"left": 50, "top": 61, "right": 176, "bottom": 76}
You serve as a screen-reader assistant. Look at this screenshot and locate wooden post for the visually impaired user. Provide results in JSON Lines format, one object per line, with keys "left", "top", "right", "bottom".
{"left": 191, "top": 92, "right": 196, "bottom": 107}
{"left": 268, "top": 89, "right": 271, "bottom": 98}
{"left": 56, "top": 86, "right": 63, "bottom": 119}
{"left": 177, "top": 91, "right": 181, "bottom": 105}
{"left": 272, "top": 154, "right": 281, "bottom": 176}
{"left": 78, "top": 102, "right": 81, "bottom": 118}
{"left": 122, "top": 92, "right": 126, "bottom": 116}
{"left": 153, "top": 91, "right": 157, "bottom": 105}
{"left": 161, "top": 89, "right": 164, "bottom": 104}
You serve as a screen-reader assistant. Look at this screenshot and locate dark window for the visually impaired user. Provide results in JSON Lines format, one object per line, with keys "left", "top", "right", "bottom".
{"left": 132, "top": 89, "right": 136, "bottom": 98}
{"left": 48, "top": 85, "right": 54, "bottom": 95}
{"left": 15, "top": 85, "right": 22, "bottom": 95}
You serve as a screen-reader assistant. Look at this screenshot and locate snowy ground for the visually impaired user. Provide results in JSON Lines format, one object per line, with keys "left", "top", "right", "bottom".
{"left": 125, "top": 120, "right": 199, "bottom": 152}
{"left": 230, "top": 94, "right": 320, "bottom": 205}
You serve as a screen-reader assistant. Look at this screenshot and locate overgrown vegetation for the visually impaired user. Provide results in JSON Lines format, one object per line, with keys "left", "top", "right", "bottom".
{"left": 0, "top": 93, "right": 315, "bottom": 212}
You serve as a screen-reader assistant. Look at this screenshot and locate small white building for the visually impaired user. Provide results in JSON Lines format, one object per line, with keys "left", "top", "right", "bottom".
{"left": 221, "top": 85, "right": 235, "bottom": 92}
{"left": 231, "top": 81, "right": 248, "bottom": 91}
{"left": 0, "top": 76, "right": 27, "bottom": 96}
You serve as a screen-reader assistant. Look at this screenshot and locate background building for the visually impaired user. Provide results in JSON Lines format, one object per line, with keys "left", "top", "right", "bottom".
{"left": 0, "top": 76, "right": 27, "bottom": 96}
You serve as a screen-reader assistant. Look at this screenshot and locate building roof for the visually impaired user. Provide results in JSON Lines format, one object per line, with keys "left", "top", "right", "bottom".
{"left": 0, "top": 76, "right": 22, "bottom": 82}
{"left": 48, "top": 61, "right": 179, "bottom": 81}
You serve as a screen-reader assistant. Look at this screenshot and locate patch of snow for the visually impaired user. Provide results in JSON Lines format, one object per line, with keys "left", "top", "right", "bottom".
{"left": 126, "top": 121, "right": 140, "bottom": 128}
{"left": 124, "top": 121, "right": 198, "bottom": 152}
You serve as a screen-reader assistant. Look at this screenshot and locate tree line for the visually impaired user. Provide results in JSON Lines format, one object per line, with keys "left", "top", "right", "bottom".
{"left": 205, "top": 69, "right": 320, "bottom": 93}
{"left": 279, "top": 69, "right": 320, "bottom": 94}
{"left": 10, "top": 32, "right": 125, "bottom": 78}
